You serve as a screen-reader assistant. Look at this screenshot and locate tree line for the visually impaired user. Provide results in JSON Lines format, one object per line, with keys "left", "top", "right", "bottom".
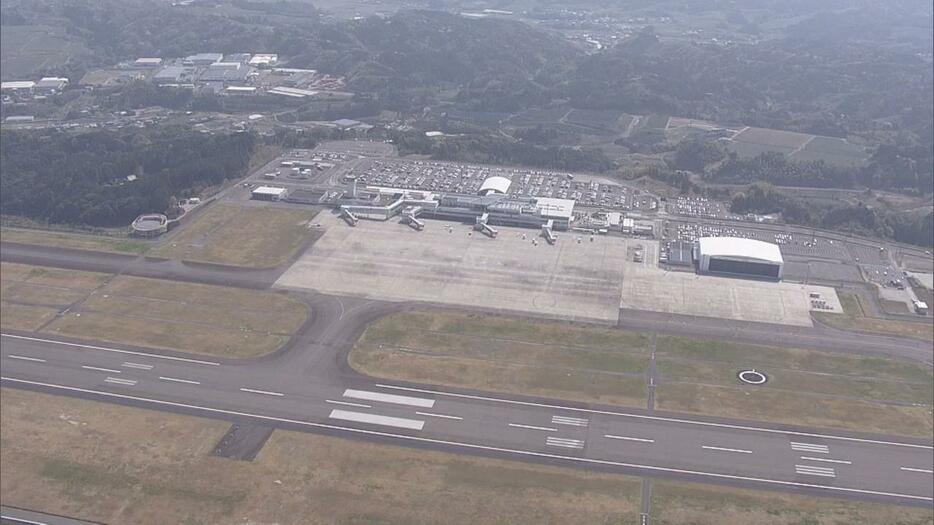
{"left": 0, "top": 127, "right": 255, "bottom": 227}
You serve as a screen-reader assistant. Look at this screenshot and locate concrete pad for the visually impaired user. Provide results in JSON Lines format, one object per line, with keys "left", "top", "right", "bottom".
{"left": 276, "top": 212, "right": 630, "bottom": 323}
{"left": 620, "top": 266, "right": 841, "bottom": 327}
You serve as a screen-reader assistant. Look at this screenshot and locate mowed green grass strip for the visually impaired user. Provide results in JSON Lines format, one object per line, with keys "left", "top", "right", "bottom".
{"left": 152, "top": 203, "right": 320, "bottom": 268}
{"left": 0, "top": 263, "right": 308, "bottom": 358}
{"left": 352, "top": 311, "right": 651, "bottom": 405}
{"left": 649, "top": 480, "right": 934, "bottom": 525}
{"left": 350, "top": 310, "right": 934, "bottom": 437}
{"left": 1, "top": 227, "right": 151, "bottom": 254}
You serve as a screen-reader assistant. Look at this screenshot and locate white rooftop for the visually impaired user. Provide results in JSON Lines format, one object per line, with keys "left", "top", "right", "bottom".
{"left": 536, "top": 197, "right": 575, "bottom": 219}
{"left": 252, "top": 186, "right": 287, "bottom": 196}
{"left": 1, "top": 81, "right": 35, "bottom": 90}
{"left": 479, "top": 176, "right": 512, "bottom": 195}
{"left": 697, "top": 237, "right": 783, "bottom": 264}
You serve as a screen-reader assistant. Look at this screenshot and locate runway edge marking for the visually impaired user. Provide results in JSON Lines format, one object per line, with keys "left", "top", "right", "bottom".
{"left": 374, "top": 384, "right": 934, "bottom": 450}
{"left": 2, "top": 376, "right": 930, "bottom": 503}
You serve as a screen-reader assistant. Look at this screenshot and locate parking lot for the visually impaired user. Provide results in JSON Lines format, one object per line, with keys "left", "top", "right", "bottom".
{"left": 349, "top": 158, "right": 658, "bottom": 212}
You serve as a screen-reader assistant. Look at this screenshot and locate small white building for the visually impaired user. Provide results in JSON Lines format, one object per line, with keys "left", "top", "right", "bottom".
{"left": 248, "top": 54, "right": 278, "bottom": 67}
{"left": 133, "top": 57, "right": 163, "bottom": 68}
{"left": 251, "top": 186, "right": 288, "bottom": 201}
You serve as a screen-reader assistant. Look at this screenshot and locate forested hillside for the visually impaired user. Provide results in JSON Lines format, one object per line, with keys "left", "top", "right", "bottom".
{"left": 0, "top": 128, "right": 255, "bottom": 226}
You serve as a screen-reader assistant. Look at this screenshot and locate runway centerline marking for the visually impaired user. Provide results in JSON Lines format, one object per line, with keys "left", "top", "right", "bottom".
{"left": 343, "top": 389, "right": 434, "bottom": 408}
{"left": 900, "top": 466, "right": 934, "bottom": 474}
{"left": 799, "top": 456, "right": 851, "bottom": 465}
{"left": 702, "top": 445, "right": 752, "bottom": 454}
{"left": 159, "top": 376, "right": 200, "bottom": 385}
{"left": 1, "top": 333, "right": 220, "bottom": 366}
{"left": 326, "top": 399, "right": 372, "bottom": 409}
{"left": 240, "top": 387, "right": 284, "bottom": 397}
{"left": 329, "top": 409, "right": 424, "bottom": 430}
{"left": 374, "top": 384, "right": 932, "bottom": 450}
{"left": 605, "top": 434, "right": 655, "bottom": 443}
{"left": 82, "top": 365, "right": 121, "bottom": 374}
{"left": 3, "top": 377, "right": 930, "bottom": 503}
{"left": 509, "top": 423, "right": 558, "bottom": 432}
{"left": 416, "top": 411, "right": 463, "bottom": 420}
{"left": 7, "top": 355, "right": 46, "bottom": 363}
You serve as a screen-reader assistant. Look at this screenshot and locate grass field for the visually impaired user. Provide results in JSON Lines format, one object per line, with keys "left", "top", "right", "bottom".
{"left": 0, "top": 388, "right": 643, "bottom": 525}
{"left": 350, "top": 310, "right": 651, "bottom": 406}
{"left": 789, "top": 135, "right": 869, "bottom": 166}
{"left": 1, "top": 227, "right": 151, "bottom": 254}
{"left": 0, "top": 25, "right": 87, "bottom": 79}
{"left": 814, "top": 291, "right": 934, "bottom": 341}
{"left": 650, "top": 480, "right": 933, "bottom": 525}
{"left": 152, "top": 203, "right": 320, "bottom": 268}
{"left": 641, "top": 114, "right": 670, "bottom": 129}
{"left": 350, "top": 310, "right": 933, "bottom": 437}
{"left": 0, "top": 263, "right": 308, "bottom": 358}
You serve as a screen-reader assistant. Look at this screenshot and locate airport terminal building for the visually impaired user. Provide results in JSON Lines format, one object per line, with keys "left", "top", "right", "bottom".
{"left": 695, "top": 237, "right": 784, "bottom": 280}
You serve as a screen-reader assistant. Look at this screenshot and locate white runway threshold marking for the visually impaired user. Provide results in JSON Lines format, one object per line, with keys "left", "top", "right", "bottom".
{"left": 799, "top": 456, "right": 851, "bottom": 465}
{"left": 509, "top": 423, "right": 558, "bottom": 432}
{"left": 3, "top": 377, "right": 931, "bottom": 503}
{"left": 343, "top": 389, "right": 435, "bottom": 408}
{"left": 7, "top": 355, "right": 46, "bottom": 363}
{"left": 375, "top": 384, "right": 933, "bottom": 450}
{"left": 329, "top": 409, "right": 424, "bottom": 430}
{"left": 605, "top": 434, "right": 655, "bottom": 443}
{"left": 546, "top": 437, "right": 584, "bottom": 449}
{"left": 240, "top": 387, "right": 284, "bottom": 397}
{"left": 104, "top": 377, "right": 137, "bottom": 386}
{"left": 900, "top": 466, "right": 934, "bottom": 474}
{"left": 1, "top": 334, "right": 220, "bottom": 366}
{"left": 790, "top": 442, "right": 829, "bottom": 454}
{"left": 795, "top": 465, "right": 836, "bottom": 478}
{"left": 122, "top": 362, "right": 153, "bottom": 370}
{"left": 552, "top": 415, "right": 589, "bottom": 427}
{"left": 82, "top": 365, "right": 121, "bottom": 374}
{"left": 702, "top": 445, "right": 753, "bottom": 454}
{"left": 159, "top": 376, "right": 200, "bottom": 385}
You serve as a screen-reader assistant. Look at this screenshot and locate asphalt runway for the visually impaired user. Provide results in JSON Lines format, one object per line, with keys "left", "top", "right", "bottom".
{"left": 1, "top": 243, "right": 932, "bottom": 507}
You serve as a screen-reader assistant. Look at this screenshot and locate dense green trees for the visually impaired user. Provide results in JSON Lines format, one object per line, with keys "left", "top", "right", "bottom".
{"left": 0, "top": 127, "right": 255, "bottom": 227}
{"left": 730, "top": 183, "right": 934, "bottom": 246}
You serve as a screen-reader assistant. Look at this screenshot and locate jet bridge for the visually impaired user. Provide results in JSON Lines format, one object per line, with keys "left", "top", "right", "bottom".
{"left": 474, "top": 212, "right": 498, "bottom": 238}
{"left": 541, "top": 220, "right": 557, "bottom": 245}
{"left": 340, "top": 207, "right": 359, "bottom": 226}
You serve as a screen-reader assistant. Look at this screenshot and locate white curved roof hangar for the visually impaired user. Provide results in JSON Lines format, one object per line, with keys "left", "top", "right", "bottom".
{"left": 479, "top": 176, "right": 512, "bottom": 195}
{"left": 697, "top": 237, "right": 783, "bottom": 264}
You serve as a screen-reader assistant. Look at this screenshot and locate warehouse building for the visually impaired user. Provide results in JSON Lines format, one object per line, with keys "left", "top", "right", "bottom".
{"left": 251, "top": 186, "right": 289, "bottom": 201}
{"left": 695, "top": 237, "right": 783, "bottom": 280}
